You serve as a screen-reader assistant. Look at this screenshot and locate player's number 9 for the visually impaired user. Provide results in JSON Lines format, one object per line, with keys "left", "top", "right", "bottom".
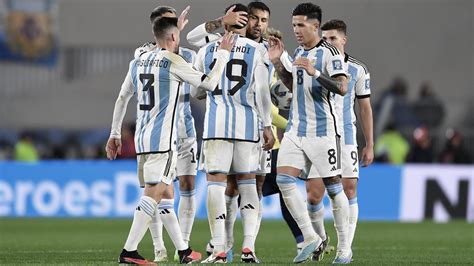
{"left": 209, "top": 59, "right": 248, "bottom": 96}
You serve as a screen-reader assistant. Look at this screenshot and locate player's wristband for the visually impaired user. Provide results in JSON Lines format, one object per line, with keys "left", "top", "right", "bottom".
{"left": 312, "top": 69, "right": 321, "bottom": 79}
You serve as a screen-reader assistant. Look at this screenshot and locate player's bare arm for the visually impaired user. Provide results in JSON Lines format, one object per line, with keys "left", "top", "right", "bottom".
{"left": 177, "top": 6, "right": 190, "bottom": 31}
{"left": 204, "top": 5, "right": 248, "bottom": 33}
{"left": 358, "top": 97, "right": 374, "bottom": 166}
{"left": 293, "top": 57, "right": 348, "bottom": 96}
{"left": 268, "top": 36, "right": 293, "bottom": 91}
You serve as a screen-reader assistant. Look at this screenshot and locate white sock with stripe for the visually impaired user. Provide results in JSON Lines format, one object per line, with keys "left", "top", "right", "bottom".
{"left": 207, "top": 181, "right": 227, "bottom": 254}
{"left": 149, "top": 209, "right": 165, "bottom": 252}
{"left": 326, "top": 183, "right": 350, "bottom": 251}
{"left": 238, "top": 179, "right": 260, "bottom": 251}
{"left": 348, "top": 197, "right": 359, "bottom": 247}
{"left": 308, "top": 201, "right": 327, "bottom": 241}
{"left": 225, "top": 194, "right": 239, "bottom": 250}
{"left": 124, "top": 196, "right": 157, "bottom": 251}
{"left": 158, "top": 199, "right": 188, "bottom": 251}
{"left": 179, "top": 189, "right": 196, "bottom": 244}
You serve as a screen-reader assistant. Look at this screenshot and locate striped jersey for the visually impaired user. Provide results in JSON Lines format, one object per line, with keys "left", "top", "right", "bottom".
{"left": 335, "top": 53, "right": 371, "bottom": 145}
{"left": 287, "top": 39, "right": 347, "bottom": 137}
{"left": 135, "top": 44, "right": 197, "bottom": 140}
{"left": 196, "top": 35, "right": 269, "bottom": 142}
{"left": 129, "top": 49, "right": 208, "bottom": 154}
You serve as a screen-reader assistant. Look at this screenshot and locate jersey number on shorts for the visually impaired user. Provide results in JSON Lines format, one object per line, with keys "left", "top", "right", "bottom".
{"left": 190, "top": 148, "right": 197, "bottom": 163}
{"left": 209, "top": 59, "right": 248, "bottom": 96}
{"left": 139, "top": 73, "right": 155, "bottom": 110}
{"left": 327, "top": 149, "right": 337, "bottom": 165}
{"left": 351, "top": 151, "right": 358, "bottom": 166}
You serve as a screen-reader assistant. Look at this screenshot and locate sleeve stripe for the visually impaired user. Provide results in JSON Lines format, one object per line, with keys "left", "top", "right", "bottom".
{"left": 321, "top": 41, "right": 340, "bottom": 56}
{"left": 348, "top": 56, "right": 369, "bottom": 74}
{"left": 201, "top": 74, "right": 207, "bottom": 82}
{"left": 356, "top": 94, "right": 371, "bottom": 99}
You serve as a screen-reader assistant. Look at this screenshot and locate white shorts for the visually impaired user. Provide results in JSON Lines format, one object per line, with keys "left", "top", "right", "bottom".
{"left": 277, "top": 132, "right": 341, "bottom": 179}
{"left": 202, "top": 139, "right": 260, "bottom": 174}
{"left": 176, "top": 138, "right": 198, "bottom": 177}
{"left": 137, "top": 151, "right": 177, "bottom": 187}
{"left": 256, "top": 129, "right": 272, "bottom": 175}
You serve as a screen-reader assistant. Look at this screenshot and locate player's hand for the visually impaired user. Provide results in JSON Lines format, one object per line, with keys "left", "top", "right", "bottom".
{"left": 268, "top": 36, "right": 284, "bottom": 64}
{"left": 293, "top": 57, "right": 316, "bottom": 76}
{"left": 177, "top": 6, "right": 190, "bottom": 31}
{"left": 262, "top": 127, "right": 275, "bottom": 151}
{"left": 360, "top": 145, "right": 374, "bottom": 167}
{"left": 222, "top": 5, "right": 248, "bottom": 27}
{"left": 105, "top": 137, "right": 122, "bottom": 160}
{"left": 218, "top": 31, "right": 236, "bottom": 52}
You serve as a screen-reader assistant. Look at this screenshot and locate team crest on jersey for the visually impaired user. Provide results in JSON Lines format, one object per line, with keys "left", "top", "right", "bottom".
{"left": 365, "top": 79, "right": 370, "bottom": 90}
{"left": 332, "top": 59, "right": 343, "bottom": 70}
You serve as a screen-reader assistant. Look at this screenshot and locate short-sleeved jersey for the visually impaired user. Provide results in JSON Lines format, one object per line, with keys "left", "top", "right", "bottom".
{"left": 286, "top": 39, "right": 347, "bottom": 137}
{"left": 134, "top": 43, "right": 197, "bottom": 139}
{"left": 130, "top": 49, "right": 208, "bottom": 154}
{"left": 196, "top": 35, "right": 269, "bottom": 142}
{"left": 335, "top": 53, "right": 371, "bottom": 145}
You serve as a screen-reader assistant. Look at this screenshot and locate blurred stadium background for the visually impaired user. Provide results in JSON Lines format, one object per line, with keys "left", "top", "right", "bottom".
{"left": 0, "top": 0, "right": 473, "bottom": 264}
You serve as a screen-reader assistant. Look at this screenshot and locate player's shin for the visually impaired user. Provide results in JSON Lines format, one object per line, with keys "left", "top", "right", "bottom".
{"left": 308, "top": 201, "right": 327, "bottom": 241}
{"left": 158, "top": 199, "right": 188, "bottom": 251}
{"left": 276, "top": 174, "right": 318, "bottom": 242}
{"left": 225, "top": 194, "right": 239, "bottom": 250}
{"left": 124, "top": 196, "right": 157, "bottom": 251}
{"left": 348, "top": 197, "right": 359, "bottom": 247}
{"left": 326, "top": 182, "right": 350, "bottom": 251}
{"left": 207, "top": 181, "right": 227, "bottom": 254}
{"left": 237, "top": 179, "right": 260, "bottom": 251}
{"left": 179, "top": 189, "right": 196, "bottom": 244}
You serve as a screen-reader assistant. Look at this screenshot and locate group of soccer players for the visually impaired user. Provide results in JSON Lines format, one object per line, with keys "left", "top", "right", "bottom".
{"left": 105, "top": 1, "right": 373, "bottom": 264}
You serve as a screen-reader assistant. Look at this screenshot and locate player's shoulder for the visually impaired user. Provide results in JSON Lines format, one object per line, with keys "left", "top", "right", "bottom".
{"left": 319, "top": 40, "right": 342, "bottom": 57}
{"left": 160, "top": 49, "right": 188, "bottom": 65}
{"left": 346, "top": 53, "right": 369, "bottom": 74}
{"left": 178, "top": 47, "right": 197, "bottom": 63}
{"left": 134, "top": 41, "right": 156, "bottom": 59}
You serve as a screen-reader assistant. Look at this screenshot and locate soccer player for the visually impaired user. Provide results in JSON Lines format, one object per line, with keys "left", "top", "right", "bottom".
{"left": 133, "top": 6, "right": 203, "bottom": 263}
{"left": 186, "top": 2, "right": 305, "bottom": 258}
{"left": 195, "top": 3, "right": 274, "bottom": 263}
{"left": 268, "top": 3, "right": 351, "bottom": 263}
{"left": 318, "top": 18, "right": 374, "bottom": 258}
{"left": 106, "top": 16, "right": 234, "bottom": 264}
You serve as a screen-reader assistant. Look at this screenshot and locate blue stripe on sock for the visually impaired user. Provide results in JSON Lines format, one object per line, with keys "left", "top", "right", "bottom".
{"left": 180, "top": 189, "right": 196, "bottom": 197}
{"left": 307, "top": 201, "right": 324, "bottom": 212}
{"left": 158, "top": 204, "right": 174, "bottom": 209}
{"left": 349, "top": 197, "right": 358, "bottom": 205}
{"left": 139, "top": 199, "right": 155, "bottom": 217}
{"left": 237, "top": 179, "right": 257, "bottom": 185}
{"left": 207, "top": 181, "right": 227, "bottom": 187}
{"left": 276, "top": 174, "right": 296, "bottom": 184}
{"left": 326, "top": 183, "right": 343, "bottom": 197}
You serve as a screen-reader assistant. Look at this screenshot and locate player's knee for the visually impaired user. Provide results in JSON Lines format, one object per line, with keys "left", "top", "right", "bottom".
{"left": 307, "top": 190, "right": 324, "bottom": 204}
{"left": 179, "top": 177, "right": 195, "bottom": 192}
{"left": 325, "top": 181, "right": 344, "bottom": 199}
{"left": 276, "top": 174, "right": 296, "bottom": 191}
{"left": 344, "top": 186, "right": 357, "bottom": 200}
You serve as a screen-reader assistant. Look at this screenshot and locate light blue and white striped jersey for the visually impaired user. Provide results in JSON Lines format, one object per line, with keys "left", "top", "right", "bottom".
{"left": 135, "top": 43, "right": 197, "bottom": 139}
{"left": 287, "top": 39, "right": 347, "bottom": 137}
{"left": 130, "top": 49, "right": 209, "bottom": 153}
{"left": 196, "top": 35, "right": 269, "bottom": 142}
{"left": 335, "top": 53, "right": 371, "bottom": 145}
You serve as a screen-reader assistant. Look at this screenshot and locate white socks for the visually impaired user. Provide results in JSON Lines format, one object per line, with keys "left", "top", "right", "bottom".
{"left": 158, "top": 199, "right": 188, "bottom": 251}
{"left": 255, "top": 198, "right": 263, "bottom": 238}
{"left": 308, "top": 201, "right": 327, "bottom": 241}
{"left": 237, "top": 179, "right": 260, "bottom": 251}
{"left": 207, "top": 182, "right": 227, "bottom": 253}
{"left": 124, "top": 196, "right": 157, "bottom": 251}
{"left": 179, "top": 189, "right": 196, "bottom": 244}
{"left": 225, "top": 194, "right": 239, "bottom": 250}
{"left": 326, "top": 183, "right": 350, "bottom": 251}
{"left": 276, "top": 174, "right": 319, "bottom": 243}
{"left": 348, "top": 197, "right": 359, "bottom": 247}
{"left": 149, "top": 209, "right": 165, "bottom": 251}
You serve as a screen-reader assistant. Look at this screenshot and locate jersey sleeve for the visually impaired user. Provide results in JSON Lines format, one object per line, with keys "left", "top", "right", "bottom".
{"left": 110, "top": 62, "right": 136, "bottom": 138}
{"left": 254, "top": 48, "right": 272, "bottom": 127}
{"left": 186, "top": 23, "right": 222, "bottom": 48}
{"left": 325, "top": 52, "right": 347, "bottom": 78}
{"left": 356, "top": 71, "right": 371, "bottom": 98}
{"left": 134, "top": 42, "right": 155, "bottom": 59}
{"left": 280, "top": 50, "right": 293, "bottom": 72}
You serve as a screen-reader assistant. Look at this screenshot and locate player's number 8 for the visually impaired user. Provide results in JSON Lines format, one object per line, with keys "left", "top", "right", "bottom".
{"left": 327, "top": 149, "right": 337, "bottom": 165}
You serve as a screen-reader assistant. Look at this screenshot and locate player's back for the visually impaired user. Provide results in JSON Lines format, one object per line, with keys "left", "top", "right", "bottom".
{"left": 130, "top": 49, "right": 183, "bottom": 154}
{"left": 287, "top": 40, "right": 346, "bottom": 138}
{"left": 335, "top": 53, "right": 370, "bottom": 145}
{"left": 197, "top": 35, "right": 267, "bottom": 142}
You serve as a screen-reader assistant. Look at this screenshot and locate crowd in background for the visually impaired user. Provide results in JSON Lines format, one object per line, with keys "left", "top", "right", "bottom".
{"left": 0, "top": 77, "right": 472, "bottom": 164}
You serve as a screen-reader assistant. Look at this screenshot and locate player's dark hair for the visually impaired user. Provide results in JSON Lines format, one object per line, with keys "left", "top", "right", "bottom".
{"left": 153, "top": 17, "right": 178, "bottom": 39}
{"left": 321, "top": 19, "right": 347, "bottom": 34}
{"left": 150, "top": 6, "right": 176, "bottom": 22}
{"left": 224, "top": 3, "right": 248, "bottom": 29}
{"left": 248, "top": 1, "right": 270, "bottom": 15}
{"left": 292, "top": 3, "right": 322, "bottom": 22}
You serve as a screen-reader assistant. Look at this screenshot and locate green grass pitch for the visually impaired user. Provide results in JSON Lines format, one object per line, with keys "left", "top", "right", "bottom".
{"left": 0, "top": 219, "right": 473, "bottom": 265}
